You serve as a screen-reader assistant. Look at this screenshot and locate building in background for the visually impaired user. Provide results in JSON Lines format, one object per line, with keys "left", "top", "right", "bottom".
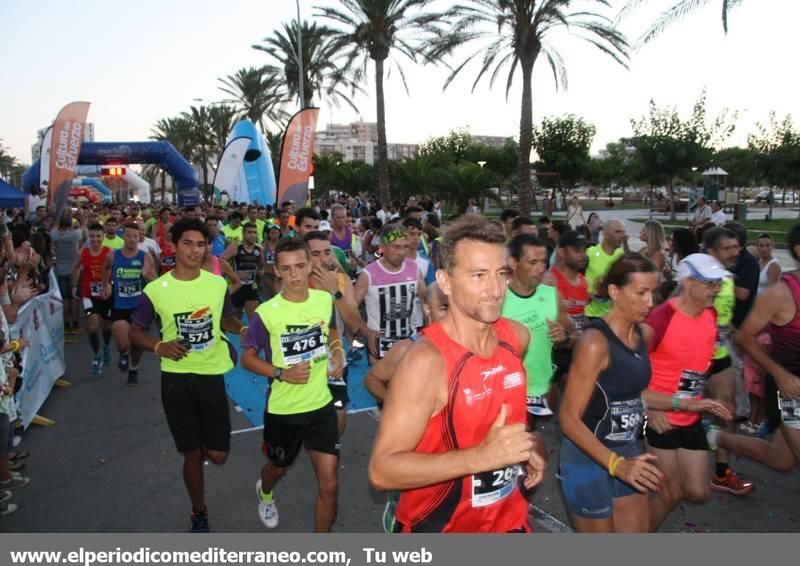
{"left": 316, "top": 121, "right": 418, "bottom": 165}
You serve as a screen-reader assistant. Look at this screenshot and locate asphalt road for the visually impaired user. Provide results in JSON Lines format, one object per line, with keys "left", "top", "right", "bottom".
{"left": 3, "top": 332, "right": 798, "bottom": 534}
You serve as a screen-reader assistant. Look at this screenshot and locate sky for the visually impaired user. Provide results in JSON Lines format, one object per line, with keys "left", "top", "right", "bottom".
{"left": 1, "top": 0, "right": 797, "bottom": 166}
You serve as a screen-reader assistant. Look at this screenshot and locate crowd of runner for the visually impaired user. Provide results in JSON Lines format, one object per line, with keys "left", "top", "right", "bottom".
{"left": 1, "top": 195, "right": 798, "bottom": 533}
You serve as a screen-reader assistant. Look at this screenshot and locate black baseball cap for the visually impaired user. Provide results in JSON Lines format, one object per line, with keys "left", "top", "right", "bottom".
{"left": 559, "top": 230, "right": 589, "bottom": 249}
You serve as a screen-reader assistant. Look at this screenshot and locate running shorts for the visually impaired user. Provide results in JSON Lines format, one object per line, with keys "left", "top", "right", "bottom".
{"left": 161, "top": 371, "right": 231, "bottom": 453}
{"left": 707, "top": 356, "right": 732, "bottom": 377}
{"left": 559, "top": 437, "right": 642, "bottom": 519}
{"left": 232, "top": 286, "right": 260, "bottom": 309}
{"left": 110, "top": 308, "right": 135, "bottom": 323}
{"left": 82, "top": 297, "right": 111, "bottom": 320}
{"left": 262, "top": 402, "right": 339, "bottom": 468}
{"left": 765, "top": 374, "right": 800, "bottom": 430}
{"left": 645, "top": 419, "right": 710, "bottom": 451}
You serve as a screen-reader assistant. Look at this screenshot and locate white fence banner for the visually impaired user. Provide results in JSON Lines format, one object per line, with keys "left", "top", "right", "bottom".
{"left": 12, "top": 270, "right": 65, "bottom": 428}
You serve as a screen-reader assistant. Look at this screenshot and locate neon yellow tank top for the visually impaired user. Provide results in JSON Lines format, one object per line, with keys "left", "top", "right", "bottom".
{"left": 585, "top": 245, "right": 623, "bottom": 318}
{"left": 143, "top": 270, "right": 234, "bottom": 374}
{"left": 257, "top": 289, "right": 333, "bottom": 415}
{"left": 713, "top": 277, "right": 735, "bottom": 360}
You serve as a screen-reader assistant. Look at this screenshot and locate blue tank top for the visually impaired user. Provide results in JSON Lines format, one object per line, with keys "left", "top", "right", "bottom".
{"left": 582, "top": 318, "right": 651, "bottom": 446}
{"left": 112, "top": 249, "right": 146, "bottom": 310}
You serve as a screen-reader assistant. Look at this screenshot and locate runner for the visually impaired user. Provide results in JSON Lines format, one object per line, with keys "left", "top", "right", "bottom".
{"left": 205, "top": 216, "right": 227, "bottom": 258}
{"left": 72, "top": 224, "right": 113, "bottom": 373}
{"left": 642, "top": 254, "right": 735, "bottom": 532}
{"left": 129, "top": 218, "right": 245, "bottom": 533}
{"left": 584, "top": 219, "right": 628, "bottom": 319}
{"left": 241, "top": 237, "right": 345, "bottom": 532}
{"left": 354, "top": 224, "right": 424, "bottom": 363}
{"left": 702, "top": 227, "right": 755, "bottom": 495}
{"left": 221, "top": 222, "right": 263, "bottom": 324}
{"left": 220, "top": 212, "right": 244, "bottom": 247}
{"left": 149, "top": 207, "right": 172, "bottom": 243}
{"left": 707, "top": 223, "right": 800, "bottom": 471}
{"left": 559, "top": 254, "right": 663, "bottom": 533}
{"left": 502, "top": 233, "right": 573, "bottom": 424}
{"left": 369, "top": 216, "right": 546, "bottom": 533}
{"left": 102, "top": 217, "right": 124, "bottom": 250}
{"left": 303, "top": 230, "right": 363, "bottom": 436}
{"left": 262, "top": 225, "right": 281, "bottom": 298}
{"left": 103, "top": 223, "right": 156, "bottom": 386}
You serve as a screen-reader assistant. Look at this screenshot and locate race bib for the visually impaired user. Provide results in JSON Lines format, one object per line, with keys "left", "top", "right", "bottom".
{"left": 118, "top": 280, "right": 142, "bottom": 298}
{"left": 778, "top": 393, "right": 800, "bottom": 430}
{"left": 378, "top": 337, "right": 408, "bottom": 358}
{"left": 471, "top": 465, "right": 520, "bottom": 508}
{"left": 236, "top": 270, "right": 256, "bottom": 286}
{"left": 89, "top": 281, "right": 104, "bottom": 298}
{"left": 327, "top": 376, "right": 346, "bottom": 387}
{"left": 570, "top": 313, "right": 585, "bottom": 331}
{"left": 175, "top": 308, "right": 215, "bottom": 351}
{"left": 162, "top": 255, "right": 176, "bottom": 268}
{"left": 677, "top": 369, "right": 706, "bottom": 400}
{"left": 280, "top": 324, "right": 326, "bottom": 366}
{"left": 264, "top": 252, "right": 275, "bottom": 265}
{"left": 605, "top": 398, "right": 645, "bottom": 443}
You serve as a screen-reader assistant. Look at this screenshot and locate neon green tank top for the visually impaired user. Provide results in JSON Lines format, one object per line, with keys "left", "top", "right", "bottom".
{"left": 713, "top": 277, "right": 735, "bottom": 360}
{"left": 143, "top": 270, "right": 234, "bottom": 375}
{"left": 584, "top": 245, "right": 623, "bottom": 318}
{"left": 501, "top": 284, "right": 558, "bottom": 396}
{"left": 257, "top": 289, "right": 333, "bottom": 415}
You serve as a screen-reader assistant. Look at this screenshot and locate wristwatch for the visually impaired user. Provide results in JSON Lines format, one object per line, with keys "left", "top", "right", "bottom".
{"left": 333, "top": 290, "right": 343, "bottom": 300}
{"left": 273, "top": 367, "right": 282, "bottom": 381}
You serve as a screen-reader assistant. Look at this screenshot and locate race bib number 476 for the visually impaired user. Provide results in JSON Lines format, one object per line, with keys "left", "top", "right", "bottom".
{"left": 280, "top": 324, "right": 326, "bottom": 365}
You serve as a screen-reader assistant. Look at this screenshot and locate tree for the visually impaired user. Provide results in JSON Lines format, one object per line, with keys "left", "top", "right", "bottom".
{"left": 427, "top": 0, "right": 628, "bottom": 215}
{"left": 630, "top": 93, "right": 736, "bottom": 219}
{"left": 748, "top": 113, "right": 800, "bottom": 215}
{"left": 619, "top": 0, "right": 746, "bottom": 46}
{"left": 418, "top": 128, "right": 476, "bottom": 165}
{"left": 208, "top": 104, "right": 239, "bottom": 153}
{"left": 532, "top": 115, "right": 596, "bottom": 201}
{"left": 182, "top": 106, "right": 217, "bottom": 201}
{"left": 150, "top": 117, "right": 194, "bottom": 203}
{"left": 712, "top": 147, "right": 759, "bottom": 188}
{"left": 0, "top": 142, "right": 19, "bottom": 182}
{"left": 585, "top": 140, "right": 644, "bottom": 197}
{"left": 391, "top": 155, "right": 444, "bottom": 199}
{"left": 433, "top": 161, "right": 499, "bottom": 213}
{"left": 253, "top": 20, "right": 362, "bottom": 111}
{"left": 218, "top": 66, "right": 289, "bottom": 133}
{"left": 317, "top": 0, "right": 453, "bottom": 205}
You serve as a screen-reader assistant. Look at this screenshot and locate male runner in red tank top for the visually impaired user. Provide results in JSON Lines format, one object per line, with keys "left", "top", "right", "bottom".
{"left": 369, "top": 216, "right": 547, "bottom": 533}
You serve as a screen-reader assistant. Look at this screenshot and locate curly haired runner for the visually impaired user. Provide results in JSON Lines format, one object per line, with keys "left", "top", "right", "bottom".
{"left": 369, "top": 216, "right": 546, "bottom": 533}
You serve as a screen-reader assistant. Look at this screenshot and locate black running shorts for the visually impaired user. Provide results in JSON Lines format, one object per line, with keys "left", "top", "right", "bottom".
{"left": 82, "top": 297, "right": 111, "bottom": 320}
{"left": 646, "top": 419, "right": 709, "bottom": 451}
{"left": 262, "top": 402, "right": 339, "bottom": 468}
{"left": 110, "top": 308, "right": 135, "bottom": 323}
{"left": 707, "top": 356, "right": 732, "bottom": 377}
{"left": 232, "top": 286, "right": 260, "bottom": 309}
{"left": 161, "top": 371, "right": 231, "bottom": 453}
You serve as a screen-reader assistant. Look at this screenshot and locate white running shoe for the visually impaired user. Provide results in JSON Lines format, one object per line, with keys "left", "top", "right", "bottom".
{"left": 526, "top": 396, "right": 553, "bottom": 416}
{"left": 256, "top": 479, "right": 279, "bottom": 529}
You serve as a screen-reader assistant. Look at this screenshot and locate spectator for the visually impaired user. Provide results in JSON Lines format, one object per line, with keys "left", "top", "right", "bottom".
{"left": 50, "top": 215, "right": 82, "bottom": 333}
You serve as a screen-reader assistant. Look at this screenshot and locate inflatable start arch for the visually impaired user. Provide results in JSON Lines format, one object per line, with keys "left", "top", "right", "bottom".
{"left": 23, "top": 141, "right": 200, "bottom": 206}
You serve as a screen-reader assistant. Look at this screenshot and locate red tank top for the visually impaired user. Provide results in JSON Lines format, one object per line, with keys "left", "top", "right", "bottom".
{"left": 646, "top": 300, "right": 717, "bottom": 426}
{"left": 768, "top": 273, "right": 800, "bottom": 375}
{"left": 550, "top": 267, "right": 589, "bottom": 329}
{"left": 80, "top": 247, "right": 110, "bottom": 299}
{"left": 395, "top": 318, "right": 530, "bottom": 533}
{"left": 160, "top": 243, "right": 176, "bottom": 275}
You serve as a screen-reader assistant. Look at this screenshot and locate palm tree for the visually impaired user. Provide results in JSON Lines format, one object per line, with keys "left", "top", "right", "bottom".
{"left": 150, "top": 116, "right": 193, "bottom": 203}
{"left": 619, "top": 0, "right": 745, "bottom": 45}
{"left": 427, "top": 1, "right": 629, "bottom": 215}
{"left": 434, "top": 161, "right": 499, "bottom": 213}
{"left": 182, "top": 106, "right": 217, "bottom": 201}
{"left": 218, "top": 66, "right": 289, "bottom": 133}
{"left": 208, "top": 104, "right": 239, "bottom": 152}
{"left": 253, "top": 20, "right": 363, "bottom": 111}
{"left": 316, "top": 0, "right": 454, "bottom": 205}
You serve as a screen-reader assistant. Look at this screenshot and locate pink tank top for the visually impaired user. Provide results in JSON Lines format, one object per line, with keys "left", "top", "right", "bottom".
{"left": 212, "top": 256, "right": 222, "bottom": 276}
{"left": 768, "top": 274, "right": 800, "bottom": 374}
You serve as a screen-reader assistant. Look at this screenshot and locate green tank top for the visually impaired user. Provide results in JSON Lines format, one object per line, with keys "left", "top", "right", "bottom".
{"left": 584, "top": 245, "right": 623, "bottom": 318}
{"left": 713, "top": 277, "right": 735, "bottom": 360}
{"left": 143, "top": 270, "right": 234, "bottom": 375}
{"left": 257, "top": 289, "right": 333, "bottom": 415}
{"left": 501, "top": 284, "right": 558, "bottom": 396}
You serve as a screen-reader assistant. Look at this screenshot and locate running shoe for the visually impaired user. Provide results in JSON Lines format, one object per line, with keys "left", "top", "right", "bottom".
{"left": 0, "top": 502, "right": 17, "bottom": 516}
{"left": 756, "top": 419, "right": 774, "bottom": 439}
{"left": 0, "top": 475, "right": 30, "bottom": 490}
{"left": 118, "top": 353, "right": 129, "bottom": 372}
{"left": 190, "top": 509, "right": 210, "bottom": 533}
{"left": 526, "top": 396, "right": 553, "bottom": 416}
{"left": 103, "top": 347, "right": 113, "bottom": 367}
{"left": 91, "top": 354, "right": 103, "bottom": 375}
{"left": 256, "top": 479, "right": 279, "bottom": 529}
{"left": 0, "top": 490, "right": 11, "bottom": 503}
{"left": 127, "top": 370, "right": 138, "bottom": 387}
{"left": 8, "top": 460, "right": 24, "bottom": 472}
{"left": 711, "top": 469, "right": 755, "bottom": 496}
